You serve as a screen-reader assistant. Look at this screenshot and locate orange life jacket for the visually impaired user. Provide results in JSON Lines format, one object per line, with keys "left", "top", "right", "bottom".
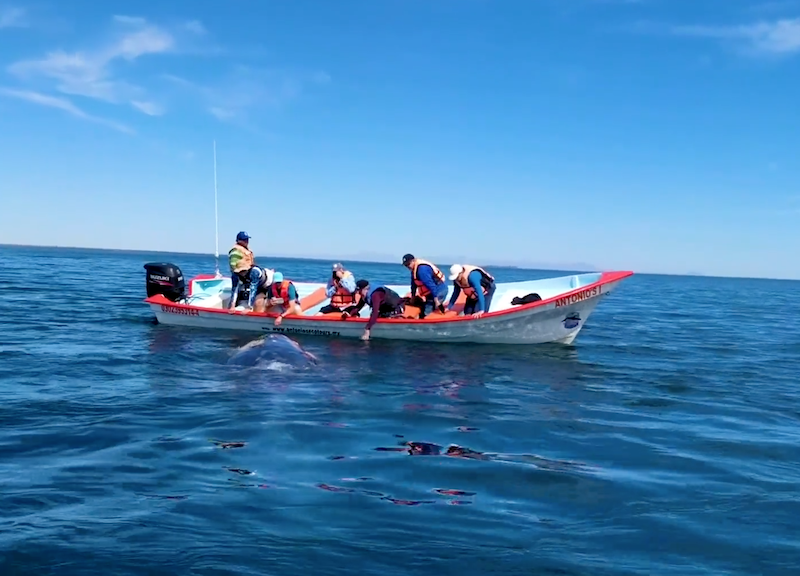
{"left": 330, "top": 271, "right": 358, "bottom": 308}
{"left": 268, "top": 280, "right": 292, "bottom": 303}
{"left": 410, "top": 258, "right": 445, "bottom": 298}
{"left": 454, "top": 265, "right": 495, "bottom": 299}
{"left": 228, "top": 243, "right": 254, "bottom": 272}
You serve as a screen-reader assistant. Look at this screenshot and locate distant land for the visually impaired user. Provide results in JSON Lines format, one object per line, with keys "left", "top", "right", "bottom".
{"left": 0, "top": 243, "right": 599, "bottom": 273}
{"left": 2, "top": 243, "right": 798, "bottom": 281}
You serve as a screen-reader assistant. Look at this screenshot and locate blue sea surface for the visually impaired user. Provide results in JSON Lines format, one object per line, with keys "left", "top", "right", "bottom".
{"left": 1, "top": 245, "right": 799, "bottom": 575}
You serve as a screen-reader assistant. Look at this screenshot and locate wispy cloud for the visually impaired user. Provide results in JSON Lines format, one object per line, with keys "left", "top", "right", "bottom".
{"left": 3, "top": 13, "right": 324, "bottom": 135}
{"left": 6, "top": 15, "right": 188, "bottom": 115}
{"left": 130, "top": 100, "right": 164, "bottom": 116}
{"left": 672, "top": 18, "right": 800, "bottom": 55}
{"left": 0, "top": 87, "right": 133, "bottom": 133}
{"left": 0, "top": 6, "right": 26, "bottom": 28}
{"left": 209, "top": 106, "right": 236, "bottom": 120}
{"left": 162, "top": 66, "right": 331, "bottom": 123}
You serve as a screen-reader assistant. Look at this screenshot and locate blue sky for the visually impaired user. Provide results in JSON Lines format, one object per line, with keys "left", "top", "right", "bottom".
{"left": 1, "top": 0, "right": 799, "bottom": 279}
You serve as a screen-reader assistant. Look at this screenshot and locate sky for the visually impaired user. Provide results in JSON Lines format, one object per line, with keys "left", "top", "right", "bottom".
{"left": 0, "top": 0, "right": 799, "bottom": 279}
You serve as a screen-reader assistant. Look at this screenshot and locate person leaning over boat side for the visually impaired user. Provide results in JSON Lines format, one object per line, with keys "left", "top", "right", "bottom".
{"left": 402, "top": 253, "right": 448, "bottom": 318}
{"left": 446, "top": 264, "right": 496, "bottom": 318}
{"left": 263, "top": 271, "right": 303, "bottom": 326}
{"left": 247, "top": 266, "right": 277, "bottom": 313}
{"left": 317, "top": 263, "right": 359, "bottom": 315}
{"left": 347, "top": 280, "right": 405, "bottom": 340}
{"left": 228, "top": 265, "right": 274, "bottom": 312}
{"left": 228, "top": 231, "right": 256, "bottom": 306}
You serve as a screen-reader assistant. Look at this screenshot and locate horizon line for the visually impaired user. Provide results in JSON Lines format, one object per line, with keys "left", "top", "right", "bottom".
{"left": 1, "top": 242, "right": 797, "bottom": 282}
{"left": 0, "top": 242, "right": 598, "bottom": 271}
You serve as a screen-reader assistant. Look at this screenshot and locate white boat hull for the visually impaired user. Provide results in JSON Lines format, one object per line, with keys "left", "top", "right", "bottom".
{"left": 145, "top": 271, "right": 632, "bottom": 345}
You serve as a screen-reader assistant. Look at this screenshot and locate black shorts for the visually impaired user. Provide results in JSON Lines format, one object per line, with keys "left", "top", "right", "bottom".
{"left": 319, "top": 303, "right": 358, "bottom": 315}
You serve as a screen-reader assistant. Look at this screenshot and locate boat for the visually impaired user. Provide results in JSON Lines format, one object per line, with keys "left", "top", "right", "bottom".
{"left": 142, "top": 263, "right": 633, "bottom": 345}
{"left": 142, "top": 141, "right": 633, "bottom": 345}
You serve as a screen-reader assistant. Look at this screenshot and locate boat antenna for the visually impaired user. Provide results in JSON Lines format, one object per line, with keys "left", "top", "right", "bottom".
{"left": 213, "top": 139, "right": 221, "bottom": 278}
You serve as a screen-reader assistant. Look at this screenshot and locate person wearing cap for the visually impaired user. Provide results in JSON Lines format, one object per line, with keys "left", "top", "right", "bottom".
{"left": 228, "top": 231, "right": 256, "bottom": 307}
{"left": 347, "top": 280, "right": 405, "bottom": 340}
{"left": 401, "top": 253, "right": 448, "bottom": 318}
{"left": 446, "top": 264, "right": 496, "bottom": 318}
{"left": 317, "top": 263, "right": 359, "bottom": 315}
{"left": 229, "top": 231, "right": 255, "bottom": 274}
{"left": 262, "top": 271, "right": 303, "bottom": 326}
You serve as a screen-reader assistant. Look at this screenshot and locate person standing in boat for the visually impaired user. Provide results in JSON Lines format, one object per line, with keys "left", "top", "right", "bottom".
{"left": 347, "top": 280, "right": 405, "bottom": 341}
{"left": 263, "top": 271, "right": 303, "bottom": 326}
{"left": 228, "top": 231, "right": 256, "bottom": 307}
{"left": 446, "top": 264, "right": 496, "bottom": 318}
{"left": 402, "top": 253, "right": 448, "bottom": 318}
{"left": 317, "top": 263, "right": 359, "bottom": 315}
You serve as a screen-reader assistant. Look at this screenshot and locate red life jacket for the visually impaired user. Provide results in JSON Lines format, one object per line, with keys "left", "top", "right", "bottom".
{"left": 410, "top": 258, "right": 445, "bottom": 298}
{"left": 268, "top": 280, "right": 292, "bottom": 302}
{"left": 330, "top": 271, "right": 358, "bottom": 307}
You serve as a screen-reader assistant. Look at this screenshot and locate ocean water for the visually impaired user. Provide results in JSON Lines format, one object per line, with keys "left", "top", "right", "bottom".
{"left": 1, "top": 245, "right": 799, "bottom": 576}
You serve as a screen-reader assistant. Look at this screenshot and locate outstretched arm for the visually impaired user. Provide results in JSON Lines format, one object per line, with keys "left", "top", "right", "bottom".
{"left": 349, "top": 297, "right": 367, "bottom": 317}
{"left": 365, "top": 291, "right": 385, "bottom": 330}
{"left": 468, "top": 270, "right": 486, "bottom": 313}
{"left": 447, "top": 283, "right": 461, "bottom": 309}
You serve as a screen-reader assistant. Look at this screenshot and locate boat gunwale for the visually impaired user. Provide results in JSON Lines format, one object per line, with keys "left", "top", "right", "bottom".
{"left": 143, "top": 270, "right": 633, "bottom": 326}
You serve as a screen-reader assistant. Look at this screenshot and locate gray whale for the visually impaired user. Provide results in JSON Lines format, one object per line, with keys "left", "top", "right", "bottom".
{"left": 226, "top": 334, "right": 319, "bottom": 371}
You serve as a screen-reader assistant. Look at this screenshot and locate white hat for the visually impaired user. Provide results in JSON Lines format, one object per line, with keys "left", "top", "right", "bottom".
{"left": 449, "top": 264, "right": 464, "bottom": 281}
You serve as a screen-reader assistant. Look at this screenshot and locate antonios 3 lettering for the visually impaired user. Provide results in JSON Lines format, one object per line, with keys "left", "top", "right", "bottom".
{"left": 555, "top": 286, "right": 602, "bottom": 308}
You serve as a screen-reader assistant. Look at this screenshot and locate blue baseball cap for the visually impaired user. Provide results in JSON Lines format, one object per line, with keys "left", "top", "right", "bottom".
{"left": 236, "top": 231, "right": 250, "bottom": 241}
{"left": 272, "top": 271, "right": 283, "bottom": 283}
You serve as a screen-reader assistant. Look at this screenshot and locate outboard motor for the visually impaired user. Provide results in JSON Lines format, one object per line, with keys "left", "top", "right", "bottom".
{"left": 144, "top": 262, "right": 187, "bottom": 302}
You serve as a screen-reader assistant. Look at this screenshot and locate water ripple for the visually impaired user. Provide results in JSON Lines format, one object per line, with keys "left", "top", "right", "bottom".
{"left": 1, "top": 246, "right": 799, "bottom": 575}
